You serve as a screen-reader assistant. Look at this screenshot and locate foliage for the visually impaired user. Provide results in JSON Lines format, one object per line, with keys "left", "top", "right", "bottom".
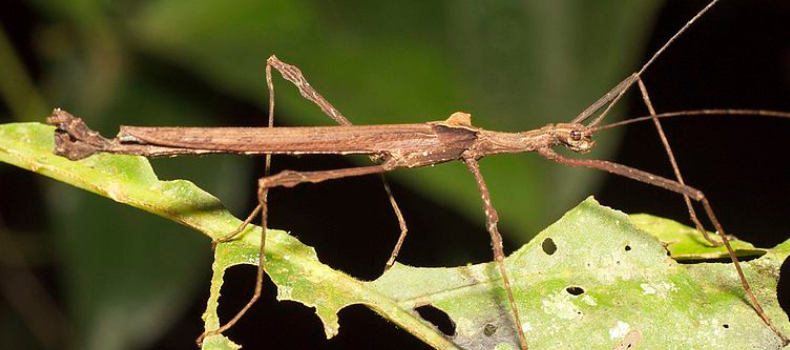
{"left": 2, "top": 122, "right": 788, "bottom": 349}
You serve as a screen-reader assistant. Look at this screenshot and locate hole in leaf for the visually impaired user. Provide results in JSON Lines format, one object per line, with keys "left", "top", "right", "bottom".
{"left": 777, "top": 256, "right": 790, "bottom": 316}
{"left": 542, "top": 238, "right": 557, "bottom": 255}
{"left": 415, "top": 305, "right": 455, "bottom": 336}
{"left": 624, "top": 244, "right": 632, "bottom": 251}
{"left": 483, "top": 323, "right": 497, "bottom": 337}
{"left": 565, "top": 286, "right": 585, "bottom": 296}
{"left": 722, "top": 324, "right": 729, "bottom": 329}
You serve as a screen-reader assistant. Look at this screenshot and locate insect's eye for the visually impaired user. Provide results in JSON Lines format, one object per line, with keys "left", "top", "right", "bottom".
{"left": 570, "top": 130, "right": 582, "bottom": 141}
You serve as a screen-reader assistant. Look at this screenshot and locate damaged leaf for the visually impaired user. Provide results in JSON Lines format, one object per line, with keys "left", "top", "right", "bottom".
{"left": 373, "top": 198, "right": 790, "bottom": 349}
{"left": 2, "top": 122, "right": 788, "bottom": 349}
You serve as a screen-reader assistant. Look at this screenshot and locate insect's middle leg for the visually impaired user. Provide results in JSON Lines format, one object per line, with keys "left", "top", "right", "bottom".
{"left": 463, "top": 157, "right": 529, "bottom": 350}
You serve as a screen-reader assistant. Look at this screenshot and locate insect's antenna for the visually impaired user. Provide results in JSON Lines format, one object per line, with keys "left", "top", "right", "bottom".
{"left": 592, "top": 109, "right": 790, "bottom": 132}
{"left": 586, "top": 0, "right": 723, "bottom": 127}
{"left": 636, "top": 0, "right": 721, "bottom": 78}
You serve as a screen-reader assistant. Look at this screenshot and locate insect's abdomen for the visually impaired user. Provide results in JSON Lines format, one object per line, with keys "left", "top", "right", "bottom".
{"left": 119, "top": 123, "right": 478, "bottom": 160}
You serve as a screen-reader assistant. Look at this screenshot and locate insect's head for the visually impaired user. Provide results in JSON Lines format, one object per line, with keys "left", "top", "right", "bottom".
{"left": 554, "top": 123, "right": 595, "bottom": 153}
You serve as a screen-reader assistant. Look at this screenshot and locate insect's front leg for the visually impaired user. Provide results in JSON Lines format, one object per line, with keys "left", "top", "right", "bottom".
{"left": 634, "top": 77, "right": 724, "bottom": 246}
{"left": 536, "top": 147, "right": 790, "bottom": 346}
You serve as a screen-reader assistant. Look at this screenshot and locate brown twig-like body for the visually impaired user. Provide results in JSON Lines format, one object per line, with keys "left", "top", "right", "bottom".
{"left": 46, "top": 0, "right": 790, "bottom": 347}
{"left": 50, "top": 110, "right": 596, "bottom": 163}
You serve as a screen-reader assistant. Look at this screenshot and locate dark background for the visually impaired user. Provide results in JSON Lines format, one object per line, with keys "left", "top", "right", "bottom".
{"left": 1, "top": 0, "right": 789, "bottom": 349}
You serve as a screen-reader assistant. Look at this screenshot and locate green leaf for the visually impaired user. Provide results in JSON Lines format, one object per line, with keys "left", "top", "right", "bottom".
{"left": 0, "top": 120, "right": 224, "bottom": 348}
{"left": 630, "top": 213, "right": 767, "bottom": 260}
{"left": 2, "top": 122, "right": 788, "bottom": 349}
{"left": 375, "top": 198, "right": 790, "bottom": 349}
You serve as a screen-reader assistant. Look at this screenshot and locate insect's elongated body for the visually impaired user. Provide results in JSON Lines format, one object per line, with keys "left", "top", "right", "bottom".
{"left": 50, "top": 108, "right": 601, "bottom": 350}
{"left": 51, "top": 110, "right": 593, "bottom": 167}
{"left": 45, "top": 0, "right": 790, "bottom": 348}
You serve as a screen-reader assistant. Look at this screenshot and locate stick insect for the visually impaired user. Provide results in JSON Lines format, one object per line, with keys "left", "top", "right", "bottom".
{"left": 45, "top": 0, "right": 790, "bottom": 348}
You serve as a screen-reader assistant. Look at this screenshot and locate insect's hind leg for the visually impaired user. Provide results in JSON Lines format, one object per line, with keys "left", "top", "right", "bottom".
{"left": 211, "top": 61, "right": 280, "bottom": 248}
{"left": 635, "top": 77, "right": 725, "bottom": 246}
{"left": 200, "top": 56, "right": 408, "bottom": 344}
{"left": 198, "top": 163, "right": 395, "bottom": 345}
{"left": 198, "top": 59, "right": 280, "bottom": 346}
{"left": 266, "top": 55, "right": 409, "bottom": 271}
